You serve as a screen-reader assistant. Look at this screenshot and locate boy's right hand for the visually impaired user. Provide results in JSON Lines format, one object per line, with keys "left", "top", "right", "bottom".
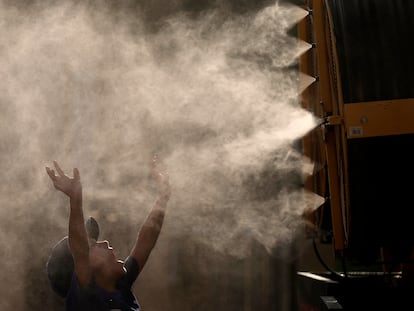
{"left": 46, "top": 160, "right": 82, "bottom": 199}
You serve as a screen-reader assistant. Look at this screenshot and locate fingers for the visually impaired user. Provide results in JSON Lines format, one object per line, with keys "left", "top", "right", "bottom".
{"left": 160, "top": 172, "right": 171, "bottom": 199}
{"left": 73, "top": 168, "right": 80, "bottom": 180}
{"left": 47, "top": 161, "right": 79, "bottom": 180}
{"left": 45, "top": 167, "right": 57, "bottom": 180}
{"left": 151, "top": 155, "right": 161, "bottom": 178}
{"left": 151, "top": 154, "right": 169, "bottom": 179}
{"left": 53, "top": 160, "right": 65, "bottom": 177}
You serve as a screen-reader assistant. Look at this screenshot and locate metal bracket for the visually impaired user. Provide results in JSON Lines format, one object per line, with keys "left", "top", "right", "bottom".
{"left": 325, "top": 115, "right": 343, "bottom": 126}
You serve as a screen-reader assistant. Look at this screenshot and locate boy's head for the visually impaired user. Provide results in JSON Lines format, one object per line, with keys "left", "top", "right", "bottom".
{"left": 88, "top": 239, "right": 124, "bottom": 276}
{"left": 47, "top": 216, "right": 100, "bottom": 297}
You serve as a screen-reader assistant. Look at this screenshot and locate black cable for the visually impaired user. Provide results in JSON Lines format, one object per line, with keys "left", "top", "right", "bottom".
{"left": 312, "top": 235, "right": 345, "bottom": 282}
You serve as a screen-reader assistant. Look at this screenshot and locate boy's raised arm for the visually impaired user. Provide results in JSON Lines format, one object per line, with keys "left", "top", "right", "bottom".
{"left": 46, "top": 161, "right": 92, "bottom": 287}
{"left": 130, "top": 156, "right": 171, "bottom": 271}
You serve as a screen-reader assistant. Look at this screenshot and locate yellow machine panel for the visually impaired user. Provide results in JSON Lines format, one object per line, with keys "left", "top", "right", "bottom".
{"left": 344, "top": 99, "right": 414, "bottom": 139}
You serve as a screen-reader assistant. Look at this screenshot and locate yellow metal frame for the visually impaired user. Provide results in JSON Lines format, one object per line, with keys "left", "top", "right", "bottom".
{"left": 298, "top": 3, "right": 326, "bottom": 236}
{"left": 344, "top": 98, "right": 414, "bottom": 139}
{"left": 300, "top": 0, "right": 414, "bottom": 256}
{"left": 299, "top": 0, "right": 350, "bottom": 251}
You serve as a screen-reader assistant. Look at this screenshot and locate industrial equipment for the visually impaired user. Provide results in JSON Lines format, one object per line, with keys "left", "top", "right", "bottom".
{"left": 297, "top": 0, "right": 414, "bottom": 309}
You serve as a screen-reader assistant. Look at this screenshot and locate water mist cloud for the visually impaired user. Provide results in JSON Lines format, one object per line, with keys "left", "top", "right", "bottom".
{"left": 0, "top": 1, "right": 319, "bottom": 307}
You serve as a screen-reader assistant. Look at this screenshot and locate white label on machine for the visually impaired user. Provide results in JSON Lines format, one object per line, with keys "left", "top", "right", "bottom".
{"left": 349, "top": 126, "right": 363, "bottom": 137}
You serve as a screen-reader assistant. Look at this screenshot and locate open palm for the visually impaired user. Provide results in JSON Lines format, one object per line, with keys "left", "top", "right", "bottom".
{"left": 46, "top": 161, "right": 82, "bottom": 198}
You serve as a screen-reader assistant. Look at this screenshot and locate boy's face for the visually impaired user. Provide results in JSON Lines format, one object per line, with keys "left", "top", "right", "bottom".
{"left": 89, "top": 240, "right": 118, "bottom": 270}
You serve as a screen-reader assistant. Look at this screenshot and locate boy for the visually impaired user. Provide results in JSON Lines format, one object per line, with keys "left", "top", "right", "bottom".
{"left": 46, "top": 157, "right": 171, "bottom": 310}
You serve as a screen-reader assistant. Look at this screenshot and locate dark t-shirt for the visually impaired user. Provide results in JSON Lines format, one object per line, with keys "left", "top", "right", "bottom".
{"left": 65, "top": 256, "right": 141, "bottom": 311}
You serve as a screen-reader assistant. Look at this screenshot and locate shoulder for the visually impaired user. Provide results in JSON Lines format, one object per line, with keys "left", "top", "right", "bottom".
{"left": 119, "top": 256, "right": 141, "bottom": 288}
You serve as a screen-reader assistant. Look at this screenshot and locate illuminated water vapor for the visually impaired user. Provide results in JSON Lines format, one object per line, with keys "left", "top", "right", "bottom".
{"left": 283, "top": 3, "right": 310, "bottom": 25}
{"left": 0, "top": 0, "right": 318, "bottom": 309}
{"left": 299, "top": 72, "right": 317, "bottom": 93}
{"left": 297, "top": 40, "right": 313, "bottom": 57}
{"left": 224, "top": 111, "right": 316, "bottom": 170}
